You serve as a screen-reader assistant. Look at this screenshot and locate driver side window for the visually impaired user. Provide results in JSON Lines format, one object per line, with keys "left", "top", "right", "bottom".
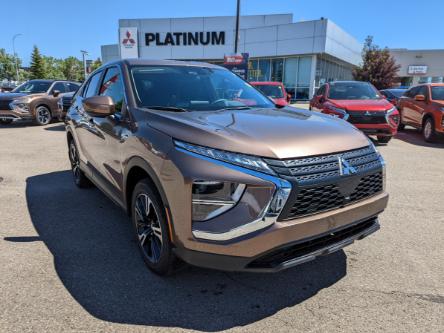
{"left": 99, "top": 67, "right": 124, "bottom": 113}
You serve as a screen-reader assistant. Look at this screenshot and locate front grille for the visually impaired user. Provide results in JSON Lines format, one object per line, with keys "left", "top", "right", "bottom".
{"left": 0, "top": 100, "right": 12, "bottom": 110}
{"left": 286, "top": 172, "right": 383, "bottom": 219}
{"left": 247, "top": 218, "right": 378, "bottom": 269}
{"left": 347, "top": 111, "right": 387, "bottom": 124}
{"left": 266, "top": 145, "right": 384, "bottom": 220}
{"left": 266, "top": 145, "right": 381, "bottom": 185}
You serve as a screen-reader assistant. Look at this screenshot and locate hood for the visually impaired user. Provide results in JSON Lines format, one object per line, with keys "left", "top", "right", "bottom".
{"left": 330, "top": 99, "right": 392, "bottom": 111}
{"left": 0, "top": 92, "right": 28, "bottom": 101}
{"left": 145, "top": 107, "right": 369, "bottom": 159}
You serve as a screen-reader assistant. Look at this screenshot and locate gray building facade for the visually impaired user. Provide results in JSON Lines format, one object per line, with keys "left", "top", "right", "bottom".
{"left": 101, "top": 14, "right": 362, "bottom": 100}
{"left": 390, "top": 48, "right": 444, "bottom": 86}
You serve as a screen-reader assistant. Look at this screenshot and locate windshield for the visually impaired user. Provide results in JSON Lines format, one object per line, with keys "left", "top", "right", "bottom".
{"left": 13, "top": 81, "right": 52, "bottom": 94}
{"left": 328, "top": 82, "right": 381, "bottom": 100}
{"left": 254, "top": 84, "right": 284, "bottom": 98}
{"left": 131, "top": 66, "right": 274, "bottom": 111}
{"left": 431, "top": 86, "right": 444, "bottom": 100}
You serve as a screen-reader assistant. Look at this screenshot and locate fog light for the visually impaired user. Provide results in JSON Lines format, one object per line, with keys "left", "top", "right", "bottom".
{"left": 192, "top": 181, "right": 245, "bottom": 221}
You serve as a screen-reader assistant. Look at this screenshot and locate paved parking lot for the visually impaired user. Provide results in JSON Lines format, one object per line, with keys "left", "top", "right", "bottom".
{"left": 0, "top": 121, "right": 443, "bottom": 333}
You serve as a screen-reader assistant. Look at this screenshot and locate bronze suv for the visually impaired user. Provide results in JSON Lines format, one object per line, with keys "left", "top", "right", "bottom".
{"left": 65, "top": 59, "right": 388, "bottom": 275}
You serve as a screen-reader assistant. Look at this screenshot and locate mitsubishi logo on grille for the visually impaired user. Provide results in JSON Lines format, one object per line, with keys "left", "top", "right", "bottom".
{"left": 364, "top": 111, "right": 371, "bottom": 116}
{"left": 338, "top": 157, "right": 357, "bottom": 176}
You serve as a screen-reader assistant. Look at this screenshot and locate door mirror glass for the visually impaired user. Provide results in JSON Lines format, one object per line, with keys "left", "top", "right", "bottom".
{"left": 414, "top": 94, "right": 425, "bottom": 101}
{"left": 83, "top": 96, "right": 115, "bottom": 117}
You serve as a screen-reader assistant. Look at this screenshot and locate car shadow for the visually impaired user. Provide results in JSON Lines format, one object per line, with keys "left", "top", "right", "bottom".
{"left": 44, "top": 124, "right": 66, "bottom": 131}
{"left": 25, "top": 171, "right": 347, "bottom": 331}
{"left": 394, "top": 128, "right": 444, "bottom": 148}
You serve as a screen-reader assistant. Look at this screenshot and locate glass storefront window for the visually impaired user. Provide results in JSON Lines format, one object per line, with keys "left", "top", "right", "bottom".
{"left": 284, "top": 58, "right": 298, "bottom": 88}
{"left": 257, "top": 59, "right": 271, "bottom": 81}
{"left": 297, "top": 57, "right": 312, "bottom": 87}
{"left": 271, "top": 59, "right": 283, "bottom": 82}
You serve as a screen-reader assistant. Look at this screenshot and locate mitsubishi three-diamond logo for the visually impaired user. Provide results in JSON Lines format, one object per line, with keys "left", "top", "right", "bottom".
{"left": 122, "top": 31, "right": 136, "bottom": 47}
{"left": 338, "top": 156, "right": 357, "bottom": 176}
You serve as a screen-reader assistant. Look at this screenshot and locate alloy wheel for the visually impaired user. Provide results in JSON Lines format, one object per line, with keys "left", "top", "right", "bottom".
{"left": 134, "top": 193, "right": 163, "bottom": 263}
{"left": 69, "top": 142, "right": 81, "bottom": 182}
{"left": 36, "top": 106, "right": 51, "bottom": 125}
{"left": 424, "top": 120, "right": 432, "bottom": 140}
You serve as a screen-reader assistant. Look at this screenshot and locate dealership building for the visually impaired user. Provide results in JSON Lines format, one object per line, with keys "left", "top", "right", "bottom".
{"left": 101, "top": 14, "right": 362, "bottom": 100}
{"left": 389, "top": 48, "right": 444, "bottom": 86}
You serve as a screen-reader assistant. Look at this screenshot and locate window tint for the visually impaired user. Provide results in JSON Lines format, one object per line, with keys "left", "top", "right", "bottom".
{"left": 84, "top": 72, "right": 102, "bottom": 98}
{"left": 316, "top": 85, "right": 326, "bottom": 96}
{"left": 328, "top": 82, "right": 380, "bottom": 100}
{"left": 417, "top": 85, "right": 428, "bottom": 98}
{"left": 99, "top": 67, "right": 124, "bottom": 112}
{"left": 407, "top": 86, "right": 420, "bottom": 98}
{"left": 431, "top": 86, "right": 444, "bottom": 100}
{"left": 52, "top": 82, "right": 67, "bottom": 93}
{"left": 66, "top": 83, "right": 80, "bottom": 93}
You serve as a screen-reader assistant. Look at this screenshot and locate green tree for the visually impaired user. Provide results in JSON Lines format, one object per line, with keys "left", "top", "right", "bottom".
{"left": 42, "top": 56, "right": 65, "bottom": 80}
{"left": 90, "top": 58, "right": 102, "bottom": 72}
{"left": 61, "top": 56, "right": 83, "bottom": 81}
{"left": 353, "top": 36, "right": 401, "bottom": 90}
{"left": 0, "top": 48, "right": 18, "bottom": 81}
{"left": 29, "top": 45, "right": 46, "bottom": 79}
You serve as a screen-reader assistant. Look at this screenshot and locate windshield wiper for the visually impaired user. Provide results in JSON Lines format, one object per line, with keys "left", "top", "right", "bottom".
{"left": 145, "top": 106, "right": 188, "bottom": 112}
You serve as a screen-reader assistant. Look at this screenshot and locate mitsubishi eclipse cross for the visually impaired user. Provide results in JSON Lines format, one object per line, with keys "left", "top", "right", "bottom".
{"left": 65, "top": 59, "right": 388, "bottom": 275}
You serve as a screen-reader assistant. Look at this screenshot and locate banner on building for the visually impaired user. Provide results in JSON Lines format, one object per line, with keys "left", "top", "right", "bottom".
{"left": 119, "top": 27, "right": 139, "bottom": 59}
{"left": 223, "top": 53, "right": 249, "bottom": 80}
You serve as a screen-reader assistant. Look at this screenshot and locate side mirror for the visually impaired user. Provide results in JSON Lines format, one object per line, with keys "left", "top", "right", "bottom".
{"left": 414, "top": 94, "right": 425, "bottom": 101}
{"left": 318, "top": 96, "right": 325, "bottom": 103}
{"left": 83, "top": 96, "right": 115, "bottom": 117}
{"left": 286, "top": 93, "right": 292, "bottom": 103}
{"left": 52, "top": 90, "right": 60, "bottom": 97}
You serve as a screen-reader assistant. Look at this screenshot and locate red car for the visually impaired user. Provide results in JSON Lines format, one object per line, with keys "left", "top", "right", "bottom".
{"left": 310, "top": 81, "right": 399, "bottom": 143}
{"left": 250, "top": 81, "right": 291, "bottom": 107}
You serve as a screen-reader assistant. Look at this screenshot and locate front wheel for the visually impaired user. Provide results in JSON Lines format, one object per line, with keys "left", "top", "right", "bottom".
{"left": 34, "top": 106, "right": 52, "bottom": 126}
{"left": 423, "top": 118, "right": 436, "bottom": 142}
{"left": 68, "top": 140, "right": 92, "bottom": 188}
{"left": 377, "top": 136, "right": 392, "bottom": 144}
{"left": 132, "top": 180, "right": 175, "bottom": 275}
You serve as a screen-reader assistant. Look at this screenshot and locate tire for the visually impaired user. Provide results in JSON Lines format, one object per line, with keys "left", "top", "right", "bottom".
{"left": 423, "top": 117, "right": 436, "bottom": 143}
{"left": 34, "top": 106, "right": 52, "bottom": 126}
{"left": 131, "top": 179, "right": 175, "bottom": 275}
{"left": 0, "top": 119, "right": 13, "bottom": 125}
{"left": 68, "top": 139, "right": 92, "bottom": 188}
{"left": 377, "top": 136, "right": 392, "bottom": 144}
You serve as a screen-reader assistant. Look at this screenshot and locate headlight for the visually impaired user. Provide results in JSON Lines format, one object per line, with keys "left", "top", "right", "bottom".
{"left": 192, "top": 181, "right": 245, "bottom": 221}
{"left": 175, "top": 140, "right": 275, "bottom": 175}
{"left": 9, "top": 98, "right": 31, "bottom": 113}
{"left": 326, "top": 106, "right": 349, "bottom": 120}
{"left": 386, "top": 106, "right": 399, "bottom": 126}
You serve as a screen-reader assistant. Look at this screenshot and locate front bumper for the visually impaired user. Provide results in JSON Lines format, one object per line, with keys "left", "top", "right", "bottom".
{"left": 175, "top": 216, "right": 381, "bottom": 272}
{"left": 163, "top": 145, "right": 388, "bottom": 271}
{"left": 0, "top": 109, "right": 33, "bottom": 121}
{"left": 354, "top": 123, "right": 397, "bottom": 137}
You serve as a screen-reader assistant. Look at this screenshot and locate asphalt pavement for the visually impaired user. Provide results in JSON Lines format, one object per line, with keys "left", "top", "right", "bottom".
{"left": 0, "top": 120, "right": 443, "bottom": 332}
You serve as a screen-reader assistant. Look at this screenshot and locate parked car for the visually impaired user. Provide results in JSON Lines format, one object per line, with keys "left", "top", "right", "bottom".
{"left": 66, "top": 59, "right": 388, "bottom": 275}
{"left": 310, "top": 81, "right": 399, "bottom": 144}
{"left": 0, "top": 79, "right": 80, "bottom": 125}
{"left": 57, "top": 91, "right": 76, "bottom": 121}
{"left": 380, "top": 88, "right": 407, "bottom": 106}
{"left": 397, "top": 83, "right": 444, "bottom": 142}
{"left": 250, "top": 81, "right": 291, "bottom": 107}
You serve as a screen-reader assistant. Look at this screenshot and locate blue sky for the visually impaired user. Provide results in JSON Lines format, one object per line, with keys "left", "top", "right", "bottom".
{"left": 2, "top": 0, "right": 444, "bottom": 65}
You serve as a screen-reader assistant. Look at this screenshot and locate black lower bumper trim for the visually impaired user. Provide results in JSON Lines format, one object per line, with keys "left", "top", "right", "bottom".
{"left": 174, "top": 217, "right": 380, "bottom": 273}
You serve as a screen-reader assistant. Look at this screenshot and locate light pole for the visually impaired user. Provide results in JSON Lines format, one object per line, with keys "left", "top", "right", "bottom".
{"left": 12, "top": 33, "right": 23, "bottom": 82}
{"left": 80, "top": 50, "right": 88, "bottom": 80}
{"left": 234, "top": 0, "right": 241, "bottom": 54}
